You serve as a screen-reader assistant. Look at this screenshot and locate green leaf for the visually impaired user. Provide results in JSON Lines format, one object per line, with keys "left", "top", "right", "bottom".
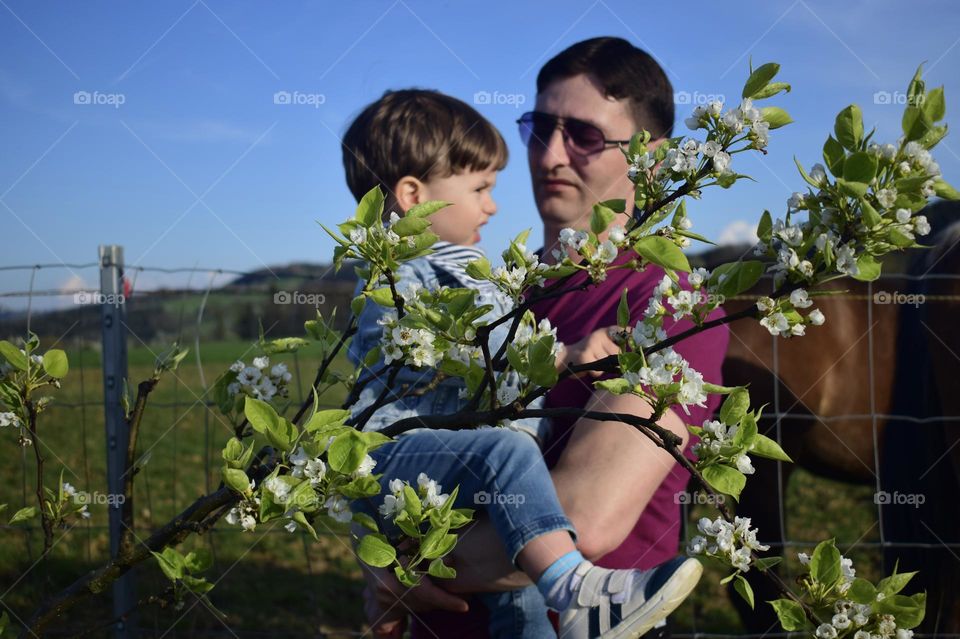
{"left": 183, "top": 548, "right": 213, "bottom": 573}
{"left": 245, "top": 396, "right": 280, "bottom": 435}
{"left": 427, "top": 558, "right": 457, "bottom": 579}
{"left": 834, "top": 104, "right": 864, "bottom": 150}
{"left": 920, "top": 124, "right": 948, "bottom": 149}
{"left": 355, "top": 186, "right": 385, "bottom": 227}
{"left": 41, "top": 349, "right": 68, "bottom": 378}
{"left": 734, "top": 574, "right": 755, "bottom": 609}
{"left": 464, "top": 257, "right": 492, "bottom": 280}
{"left": 760, "top": 106, "right": 792, "bottom": 129}
{"left": 222, "top": 467, "right": 251, "bottom": 495}
{"left": 181, "top": 575, "right": 215, "bottom": 595}
{"left": 934, "top": 178, "right": 960, "bottom": 200}
{"left": 861, "top": 201, "right": 882, "bottom": 228}
{"left": 902, "top": 105, "right": 932, "bottom": 142}
{"left": 757, "top": 211, "right": 772, "bottom": 243}
{"left": 876, "top": 593, "right": 926, "bottom": 629}
{"left": 847, "top": 577, "right": 878, "bottom": 604}
{"left": 734, "top": 412, "right": 758, "bottom": 448}
{"left": 221, "top": 438, "right": 244, "bottom": 464}
{"left": 822, "top": 136, "right": 846, "bottom": 177}
{"left": 742, "top": 62, "right": 780, "bottom": 99}
{"left": 152, "top": 547, "right": 185, "bottom": 581}
{"left": 596, "top": 378, "right": 632, "bottom": 395}
{"left": 591, "top": 203, "right": 618, "bottom": 235}
{"left": 878, "top": 569, "right": 917, "bottom": 596}
{"left": 327, "top": 430, "right": 367, "bottom": 474}
{"left": 770, "top": 598, "right": 807, "bottom": 631}
{"left": 421, "top": 531, "right": 457, "bottom": 560}
{"left": 710, "top": 260, "right": 764, "bottom": 299}
{"left": 406, "top": 200, "right": 450, "bottom": 218}
{"left": 303, "top": 409, "right": 351, "bottom": 432}
{"left": 851, "top": 254, "right": 882, "bottom": 282}
{"left": 843, "top": 152, "right": 878, "bottom": 184}
{"left": 923, "top": 86, "right": 945, "bottom": 122}
{"left": 352, "top": 511, "right": 380, "bottom": 533}
{"left": 617, "top": 288, "right": 630, "bottom": 328}
{"left": 634, "top": 236, "right": 691, "bottom": 273}
{"left": 402, "top": 485, "right": 422, "bottom": 524}
{"left": 750, "top": 434, "right": 792, "bottom": 462}
{"left": 366, "top": 287, "right": 396, "bottom": 307}
{"left": 719, "top": 387, "right": 750, "bottom": 426}
{"left": 836, "top": 178, "right": 869, "bottom": 198}
{"left": 809, "top": 539, "right": 842, "bottom": 588}
{"left": 0, "top": 341, "right": 27, "bottom": 371}
{"left": 357, "top": 533, "right": 397, "bottom": 568}
{"left": 8, "top": 506, "right": 36, "bottom": 525}
{"left": 391, "top": 216, "right": 431, "bottom": 237}
{"left": 752, "top": 81, "right": 791, "bottom": 100}
{"left": 701, "top": 465, "right": 746, "bottom": 501}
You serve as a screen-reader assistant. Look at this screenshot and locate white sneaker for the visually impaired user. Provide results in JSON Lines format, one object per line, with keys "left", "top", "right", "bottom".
{"left": 557, "top": 557, "right": 702, "bottom": 639}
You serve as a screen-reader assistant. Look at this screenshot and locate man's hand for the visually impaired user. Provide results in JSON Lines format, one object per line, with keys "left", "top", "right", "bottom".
{"left": 361, "top": 564, "right": 470, "bottom": 637}
{"left": 558, "top": 326, "right": 621, "bottom": 376}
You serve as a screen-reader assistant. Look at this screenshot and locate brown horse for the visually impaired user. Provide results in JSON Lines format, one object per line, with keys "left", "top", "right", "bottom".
{"left": 691, "top": 200, "right": 960, "bottom": 633}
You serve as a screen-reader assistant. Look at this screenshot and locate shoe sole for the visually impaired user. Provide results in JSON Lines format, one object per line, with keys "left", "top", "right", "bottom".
{"left": 599, "top": 558, "right": 703, "bottom": 639}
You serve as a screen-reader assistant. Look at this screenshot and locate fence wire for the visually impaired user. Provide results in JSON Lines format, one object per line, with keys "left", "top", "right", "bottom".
{"left": 1, "top": 254, "right": 957, "bottom": 638}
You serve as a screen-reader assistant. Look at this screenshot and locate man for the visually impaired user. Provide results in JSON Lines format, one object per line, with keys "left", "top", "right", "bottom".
{"left": 364, "top": 37, "right": 729, "bottom": 638}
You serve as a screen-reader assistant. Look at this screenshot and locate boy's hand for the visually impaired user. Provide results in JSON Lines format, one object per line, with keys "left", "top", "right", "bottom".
{"left": 557, "top": 326, "right": 621, "bottom": 376}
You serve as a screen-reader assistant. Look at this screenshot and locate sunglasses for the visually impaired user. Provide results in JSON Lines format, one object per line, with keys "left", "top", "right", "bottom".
{"left": 517, "top": 111, "right": 631, "bottom": 156}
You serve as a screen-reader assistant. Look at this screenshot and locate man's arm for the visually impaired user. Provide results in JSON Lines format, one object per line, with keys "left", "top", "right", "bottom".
{"left": 549, "top": 390, "right": 689, "bottom": 560}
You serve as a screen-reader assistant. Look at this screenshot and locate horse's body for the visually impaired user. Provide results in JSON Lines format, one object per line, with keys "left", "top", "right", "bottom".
{"left": 692, "top": 201, "right": 960, "bottom": 633}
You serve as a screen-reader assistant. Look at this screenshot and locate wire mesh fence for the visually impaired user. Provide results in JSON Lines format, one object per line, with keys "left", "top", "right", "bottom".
{"left": 1, "top": 245, "right": 957, "bottom": 638}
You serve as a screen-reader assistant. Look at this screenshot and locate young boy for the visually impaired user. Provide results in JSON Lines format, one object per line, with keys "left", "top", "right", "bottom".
{"left": 342, "top": 89, "right": 701, "bottom": 639}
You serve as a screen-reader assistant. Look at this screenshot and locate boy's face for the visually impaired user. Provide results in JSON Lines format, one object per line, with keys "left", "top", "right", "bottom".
{"left": 420, "top": 169, "right": 499, "bottom": 246}
{"left": 528, "top": 73, "right": 637, "bottom": 231}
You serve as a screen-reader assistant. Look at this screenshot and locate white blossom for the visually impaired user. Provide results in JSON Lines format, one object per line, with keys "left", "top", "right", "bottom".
{"left": 325, "top": 495, "right": 352, "bottom": 523}
{"left": 876, "top": 188, "right": 897, "bottom": 209}
{"left": 349, "top": 228, "right": 368, "bottom": 244}
{"left": 790, "top": 289, "right": 813, "bottom": 309}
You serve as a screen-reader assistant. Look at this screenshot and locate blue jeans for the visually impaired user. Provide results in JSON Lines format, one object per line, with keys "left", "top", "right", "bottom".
{"left": 357, "top": 427, "right": 574, "bottom": 638}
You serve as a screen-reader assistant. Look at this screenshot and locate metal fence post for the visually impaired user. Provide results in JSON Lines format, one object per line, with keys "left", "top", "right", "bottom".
{"left": 99, "top": 245, "right": 136, "bottom": 638}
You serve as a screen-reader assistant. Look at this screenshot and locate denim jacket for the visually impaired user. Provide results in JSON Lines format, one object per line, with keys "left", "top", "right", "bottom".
{"left": 346, "top": 252, "right": 550, "bottom": 446}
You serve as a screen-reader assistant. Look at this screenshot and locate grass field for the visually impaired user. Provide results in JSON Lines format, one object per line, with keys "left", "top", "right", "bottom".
{"left": 0, "top": 337, "right": 882, "bottom": 638}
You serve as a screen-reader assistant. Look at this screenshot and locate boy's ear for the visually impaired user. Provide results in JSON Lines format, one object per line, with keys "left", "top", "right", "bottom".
{"left": 393, "top": 176, "right": 425, "bottom": 213}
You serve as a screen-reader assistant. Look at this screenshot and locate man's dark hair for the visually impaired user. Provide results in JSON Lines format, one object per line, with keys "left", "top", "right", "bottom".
{"left": 537, "top": 37, "right": 674, "bottom": 138}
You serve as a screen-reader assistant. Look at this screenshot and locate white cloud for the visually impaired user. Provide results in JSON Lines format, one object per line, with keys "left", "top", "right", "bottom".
{"left": 717, "top": 220, "right": 759, "bottom": 246}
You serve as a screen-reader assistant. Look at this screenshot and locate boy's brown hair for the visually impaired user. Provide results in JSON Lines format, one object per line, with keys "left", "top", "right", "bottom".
{"left": 342, "top": 89, "right": 508, "bottom": 207}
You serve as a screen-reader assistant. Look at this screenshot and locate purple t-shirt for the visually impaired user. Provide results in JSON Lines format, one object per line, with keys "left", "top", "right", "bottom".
{"left": 533, "top": 248, "right": 729, "bottom": 571}
{"left": 409, "top": 248, "right": 729, "bottom": 637}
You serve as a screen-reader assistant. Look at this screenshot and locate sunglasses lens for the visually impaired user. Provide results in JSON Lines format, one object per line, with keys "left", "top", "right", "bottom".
{"left": 518, "top": 112, "right": 557, "bottom": 147}
{"left": 564, "top": 119, "right": 605, "bottom": 154}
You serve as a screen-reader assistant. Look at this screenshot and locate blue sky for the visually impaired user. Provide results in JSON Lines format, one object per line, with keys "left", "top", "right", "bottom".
{"left": 1, "top": 0, "right": 958, "bottom": 306}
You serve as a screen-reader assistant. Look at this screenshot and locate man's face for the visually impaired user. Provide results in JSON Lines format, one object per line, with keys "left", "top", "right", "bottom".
{"left": 528, "top": 73, "right": 637, "bottom": 231}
